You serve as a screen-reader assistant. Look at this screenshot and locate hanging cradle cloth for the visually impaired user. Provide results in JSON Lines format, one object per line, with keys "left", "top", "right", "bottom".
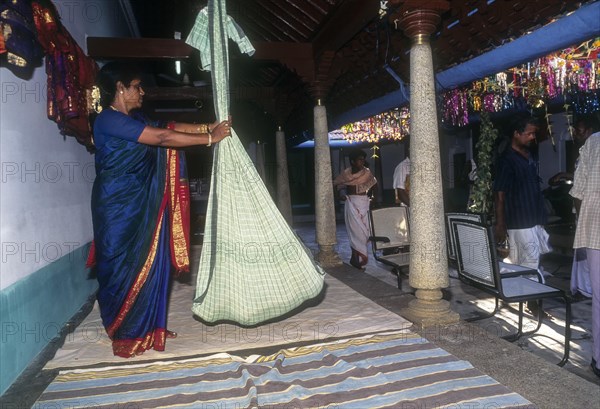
{"left": 186, "top": 1, "right": 325, "bottom": 326}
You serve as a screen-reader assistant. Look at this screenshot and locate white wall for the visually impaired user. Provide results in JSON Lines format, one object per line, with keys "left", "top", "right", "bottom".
{"left": 440, "top": 130, "right": 470, "bottom": 189}
{"left": 538, "top": 112, "right": 569, "bottom": 189}
{"left": 0, "top": 0, "right": 132, "bottom": 290}
{"left": 379, "top": 142, "right": 405, "bottom": 190}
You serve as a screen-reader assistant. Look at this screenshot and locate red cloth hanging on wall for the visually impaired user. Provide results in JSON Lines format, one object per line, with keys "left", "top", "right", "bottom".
{"left": 32, "top": 0, "right": 98, "bottom": 149}
{"left": 0, "top": 27, "right": 5, "bottom": 54}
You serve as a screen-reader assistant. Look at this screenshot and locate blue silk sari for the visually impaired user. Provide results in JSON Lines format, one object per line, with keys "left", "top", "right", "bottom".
{"left": 91, "top": 110, "right": 189, "bottom": 357}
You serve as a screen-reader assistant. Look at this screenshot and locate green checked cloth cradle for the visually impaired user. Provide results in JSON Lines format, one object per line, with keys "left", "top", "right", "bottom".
{"left": 186, "top": 0, "right": 325, "bottom": 326}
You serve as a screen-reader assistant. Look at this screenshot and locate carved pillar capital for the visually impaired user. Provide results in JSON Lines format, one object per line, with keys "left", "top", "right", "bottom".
{"left": 397, "top": 10, "right": 441, "bottom": 43}
{"left": 391, "top": 0, "right": 449, "bottom": 43}
{"left": 307, "top": 83, "right": 328, "bottom": 104}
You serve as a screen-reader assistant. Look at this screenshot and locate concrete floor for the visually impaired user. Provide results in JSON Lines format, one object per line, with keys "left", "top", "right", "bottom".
{"left": 295, "top": 222, "right": 598, "bottom": 383}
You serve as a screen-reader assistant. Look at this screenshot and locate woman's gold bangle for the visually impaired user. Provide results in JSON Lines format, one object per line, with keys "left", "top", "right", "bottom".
{"left": 195, "top": 124, "right": 208, "bottom": 134}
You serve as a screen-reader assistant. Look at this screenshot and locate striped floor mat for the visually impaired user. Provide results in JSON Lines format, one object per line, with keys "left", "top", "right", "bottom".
{"left": 36, "top": 330, "right": 532, "bottom": 408}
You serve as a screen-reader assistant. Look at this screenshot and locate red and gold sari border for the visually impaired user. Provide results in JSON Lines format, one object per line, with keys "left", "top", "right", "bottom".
{"left": 112, "top": 328, "right": 167, "bottom": 358}
{"left": 167, "top": 148, "right": 190, "bottom": 273}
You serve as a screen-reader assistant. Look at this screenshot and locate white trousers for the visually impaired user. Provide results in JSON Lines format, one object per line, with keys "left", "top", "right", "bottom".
{"left": 504, "top": 225, "right": 552, "bottom": 281}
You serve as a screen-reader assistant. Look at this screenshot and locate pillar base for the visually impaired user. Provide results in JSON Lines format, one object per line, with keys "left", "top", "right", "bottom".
{"left": 400, "top": 289, "right": 460, "bottom": 329}
{"left": 315, "top": 245, "right": 343, "bottom": 267}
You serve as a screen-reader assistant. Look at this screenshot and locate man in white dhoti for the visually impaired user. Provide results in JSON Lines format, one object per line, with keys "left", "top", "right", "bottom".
{"left": 561, "top": 115, "right": 600, "bottom": 298}
{"left": 334, "top": 149, "right": 377, "bottom": 270}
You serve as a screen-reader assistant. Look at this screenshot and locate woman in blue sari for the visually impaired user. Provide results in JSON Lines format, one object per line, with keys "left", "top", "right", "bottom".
{"left": 90, "top": 62, "right": 231, "bottom": 357}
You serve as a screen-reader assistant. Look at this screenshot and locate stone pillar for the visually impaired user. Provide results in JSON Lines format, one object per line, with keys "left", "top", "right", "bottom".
{"left": 275, "top": 127, "right": 293, "bottom": 225}
{"left": 314, "top": 101, "right": 342, "bottom": 266}
{"left": 397, "top": 8, "right": 459, "bottom": 327}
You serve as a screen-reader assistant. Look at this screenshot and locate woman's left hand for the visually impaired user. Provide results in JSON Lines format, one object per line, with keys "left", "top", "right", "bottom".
{"left": 209, "top": 116, "right": 232, "bottom": 133}
{"left": 210, "top": 118, "right": 232, "bottom": 143}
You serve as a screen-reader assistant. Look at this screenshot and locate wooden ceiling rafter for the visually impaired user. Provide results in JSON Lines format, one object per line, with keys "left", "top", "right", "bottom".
{"left": 311, "top": 0, "right": 380, "bottom": 61}
{"left": 303, "top": 0, "right": 335, "bottom": 18}
{"left": 285, "top": 1, "right": 322, "bottom": 28}
{"left": 240, "top": 6, "right": 295, "bottom": 42}
{"left": 431, "top": 0, "right": 574, "bottom": 71}
{"left": 92, "top": 0, "right": 596, "bottom": 136}
{"left": 227, "top": 17, "right": 265, "bottom": 42}
{"left": 253, "top": 0, "right": 313, "bottom": 40}
{"left": 259, "top": 65, "right": 283, "bottom": 86}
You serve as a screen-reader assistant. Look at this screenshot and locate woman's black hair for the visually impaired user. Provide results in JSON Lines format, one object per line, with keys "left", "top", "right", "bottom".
{"left": 95, "top": 61, "right": 144, "bottom": 109}
{"left": 348, "top": 148, "right": 367, "bottom": 162}
{"left": 88, "top": 61, "right": 145, "bottom": 146}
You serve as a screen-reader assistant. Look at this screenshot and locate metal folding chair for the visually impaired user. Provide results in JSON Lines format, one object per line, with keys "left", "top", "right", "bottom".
{"left": 445, "top": 212, "right": 484, "bottom": 267}
{"left": 453, "top": 220, "right": 571, "bottom": 366}
{"left": 446, "top": 212, "right": 541, "bottom": 321}
{"left": 368, "top": 206, "right": 410, "bottom": 289}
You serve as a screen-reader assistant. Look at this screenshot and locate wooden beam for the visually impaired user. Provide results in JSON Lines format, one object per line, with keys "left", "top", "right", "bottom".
{"left": 142, "top": 86, "right": 276, "bottom": 101}
{"left": 142, "top": 87, "right": 211, "bottom": 100}
{"left": 87, "top": 37, "right": 196, "bottom": 59}
{"left": 86, "top": 37, "right": 307, "bottom": 104}
{"left": 252, "top": 42, "right": 312, "bottom": 61}
{"left": 87, "top": 37, "right": 313, "bottom": 70}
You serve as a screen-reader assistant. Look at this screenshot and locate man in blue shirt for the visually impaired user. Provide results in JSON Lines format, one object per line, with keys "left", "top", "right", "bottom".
{"left": 494, "top": 115, "right": 552, "bottom": 314}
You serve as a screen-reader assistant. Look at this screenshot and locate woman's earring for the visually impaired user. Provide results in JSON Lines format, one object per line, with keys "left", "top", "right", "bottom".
{"left": 120, "top": 91, "right": 124, "bottom": 94}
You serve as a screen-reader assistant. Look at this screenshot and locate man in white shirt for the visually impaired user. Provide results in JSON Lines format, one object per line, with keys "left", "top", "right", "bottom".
{"left": 392, "top": 140, "right": 410, "bottom": 206}
{"left": 570, "top": 128, "right": 600, "bottom": 378}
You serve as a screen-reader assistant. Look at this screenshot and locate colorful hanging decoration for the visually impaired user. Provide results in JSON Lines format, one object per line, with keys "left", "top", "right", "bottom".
{"left": 341, "top": 107, "right": 410, "bottom": 144}
{"left": 370, "top": 144, "right": 380, "bottom": 159}
{"left": 544, "top": 104, "right": 556, "bottom": 151}
{"left": 441, "top": 37, "right": 600, "bottom": 126}
{"left": 564, "top": 103, "right": 574, "bottom": 140}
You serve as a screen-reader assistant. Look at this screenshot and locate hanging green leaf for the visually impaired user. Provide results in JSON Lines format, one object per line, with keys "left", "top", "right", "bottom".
{"left": 468, "top": 111, "right": 499, "bottom": 218}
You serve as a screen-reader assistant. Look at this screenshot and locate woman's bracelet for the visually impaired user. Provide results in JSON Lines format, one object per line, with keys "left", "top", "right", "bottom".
{"left": 207, "top": 131, "right": 212, "bottom": 147}
{"left": 166, "top": 122, "right": 209, "bottom": 134}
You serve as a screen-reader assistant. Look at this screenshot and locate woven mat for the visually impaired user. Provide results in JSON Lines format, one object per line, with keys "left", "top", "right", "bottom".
{"left": 37, "top": 329, "right": 532, "bottom": 408}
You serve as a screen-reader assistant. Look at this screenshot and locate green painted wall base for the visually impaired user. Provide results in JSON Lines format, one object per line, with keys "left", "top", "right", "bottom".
{"left": 0, "top": 244, "right": 98, "bottom": 395}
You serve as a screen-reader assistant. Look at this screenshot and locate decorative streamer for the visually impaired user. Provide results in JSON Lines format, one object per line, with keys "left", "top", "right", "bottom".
{"left": 341, "top": 107, "right": 410, "bottom": 143}
{"left": 440, "top": 37, "right": 600, "bottom": 126}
